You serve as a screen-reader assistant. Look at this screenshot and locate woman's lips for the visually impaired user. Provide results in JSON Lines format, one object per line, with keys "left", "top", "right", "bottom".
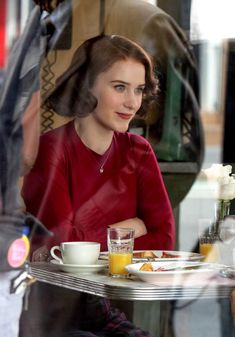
{"left": 116, "top": 112, "right": 133, "bottom": 120}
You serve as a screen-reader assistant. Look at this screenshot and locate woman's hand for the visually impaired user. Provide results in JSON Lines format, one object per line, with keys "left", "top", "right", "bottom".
{"left": 32, "top": 245, "right": 51, "bottom": 262}
{"left": 109, "top": 217, "right": 147, "bottom": 238}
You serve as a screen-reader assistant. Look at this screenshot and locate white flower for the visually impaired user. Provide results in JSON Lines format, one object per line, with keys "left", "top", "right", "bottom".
{"left": 202, "top": 164, "right": 232, "bottom": 181}
{"left": 219, "top": 177, "right": 235, "bottom": 200}
{"left": 201, "top": 164, "right": 235, "bottom": 201}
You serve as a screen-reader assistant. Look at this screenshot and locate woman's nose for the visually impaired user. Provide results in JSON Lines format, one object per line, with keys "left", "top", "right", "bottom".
{"left": 124, "top": 92, "right": 140, "bottom": 111}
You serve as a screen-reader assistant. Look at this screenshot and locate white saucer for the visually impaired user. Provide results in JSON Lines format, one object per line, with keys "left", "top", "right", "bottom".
{"left": 50, "top": 259, "right": 108, "bottom": 274}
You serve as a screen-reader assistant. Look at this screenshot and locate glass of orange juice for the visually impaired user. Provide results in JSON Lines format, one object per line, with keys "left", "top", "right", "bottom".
{"left": 198, "top": 219, "right": 220, "bottom": 263}
{"left": 198, "top": 218, "right": 220, "bottom": 263}
{"left": 107, "top": 228, "right": 135, "bottom": 278}
{"left": 199, "top": 234, "right": 220, "bottom": 263}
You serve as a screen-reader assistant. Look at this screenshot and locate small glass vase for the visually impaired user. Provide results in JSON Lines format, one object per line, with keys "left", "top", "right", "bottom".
{"left": 213, "top": 199, "right": 231, "bottom": 237}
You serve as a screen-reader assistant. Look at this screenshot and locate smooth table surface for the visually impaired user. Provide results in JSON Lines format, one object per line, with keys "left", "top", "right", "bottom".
{"left": 29, "top": 262, "right": 235, "bottom": 301}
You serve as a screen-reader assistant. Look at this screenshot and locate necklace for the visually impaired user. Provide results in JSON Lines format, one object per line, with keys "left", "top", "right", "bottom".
{"left": 74, "top": 120, "right": 113, "bottom": 174}
{"left": 95, "top": 145, "right": 112, "bottom": 173}
{"left": 85, "top": 141, "right": 113, "bottom": 174}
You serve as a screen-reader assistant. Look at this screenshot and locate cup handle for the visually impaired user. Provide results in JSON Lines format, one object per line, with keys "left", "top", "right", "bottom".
{"left": 50, "top": 246, "right": 63, "bottom": 264}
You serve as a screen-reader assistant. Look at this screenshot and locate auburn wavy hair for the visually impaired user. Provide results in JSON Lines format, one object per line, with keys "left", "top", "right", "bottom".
{"left": 46, "top": 35, "right": 158, "bottom": 118}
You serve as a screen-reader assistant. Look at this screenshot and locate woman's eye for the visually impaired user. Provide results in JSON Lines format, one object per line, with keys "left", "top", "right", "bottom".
{"left": 114, "top": 85, "right": 125, "bottom": 92}
{"left": 135, "top": 87, "right": 145, "bottom": 95}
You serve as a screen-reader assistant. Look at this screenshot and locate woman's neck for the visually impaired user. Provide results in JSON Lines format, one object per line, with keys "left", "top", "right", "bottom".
{"left": 74, "top": 118, "right": 113, "bottom": 155}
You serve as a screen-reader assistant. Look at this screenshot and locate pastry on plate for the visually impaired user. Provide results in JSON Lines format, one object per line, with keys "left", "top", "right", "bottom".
{"left": 139, "top": 262, "right": 154, "bottom": 271}
{"left": 133, "top": 251, "right": 158, "bottom": 259}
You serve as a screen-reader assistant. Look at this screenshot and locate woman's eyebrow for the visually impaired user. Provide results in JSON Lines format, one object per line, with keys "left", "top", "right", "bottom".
{"left": 110, "top": 80, "right": 145, "bottom": 87}
{"left": 110, "top": 80, "right": 129, "bottom": 84}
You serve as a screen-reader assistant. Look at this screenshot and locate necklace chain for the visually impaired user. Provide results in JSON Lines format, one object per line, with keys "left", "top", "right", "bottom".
{"left": 82, "top": 143, "right": 112, "bottom": 173}
{"left": 91, "top": 144, "right": 112, "bottom": 173}
{"left": 98, "top": 150, "right": 111, "bottom": 173}
{"left": 74, "top": 120, "right": 112, "bottom": 174}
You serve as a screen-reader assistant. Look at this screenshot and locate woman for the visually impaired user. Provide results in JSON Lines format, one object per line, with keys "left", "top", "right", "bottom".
{"left": 22, "top": 35, "right": 175, "bottom": 255}
{"left": 21, "top": 34, "right": 175, "bottom": 337}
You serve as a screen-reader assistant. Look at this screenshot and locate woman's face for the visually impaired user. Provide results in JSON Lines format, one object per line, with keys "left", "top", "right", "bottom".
{"left": 90, "top": 58, "right": 145, "bottom": 133}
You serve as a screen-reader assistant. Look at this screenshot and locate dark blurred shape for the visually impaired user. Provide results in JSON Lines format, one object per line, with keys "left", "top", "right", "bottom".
{"left": 0, "top": 6, "right": 42, "bottom": 213}
{"left": 0, "top": 214, "right": 23, "bottom": 271}
{"left": 0, "top": 213, "right": 52, "bottom": 272}
{"left": 223, "top": 40, "right": 235, "bottom": 163}
{"left": 223, "top": 40, "right": 235, "bottom": 215}
{"left": 25, "top": 213, "right": 53, "bottom": 239}
{"left": 0, "top": 1, "right": 70, "bottom": 265}
{"left": 0, "top": 1, "right": 72, "bottom": 213}
{"left": 0, "top": 70, "right": 4, "bottom": 89}
{"left": 41, "top": 0, "right": 72, "bottom": 50}
{"left": 33, "top": 0, "right": 65, "bottom": 13}
{"left": 158, "top": 0, "right": 192, "bottom": 33}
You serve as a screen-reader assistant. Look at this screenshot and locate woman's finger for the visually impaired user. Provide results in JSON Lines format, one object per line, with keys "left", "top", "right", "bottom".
{"left": 32, "top": 246, "right": 50, "bottom": 262}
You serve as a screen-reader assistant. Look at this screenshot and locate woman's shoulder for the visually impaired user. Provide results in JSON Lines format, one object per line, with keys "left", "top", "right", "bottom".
{"left": 115, "top": 132, "right": 158, "bottom": 171}
{"left": 40, "top": 121, "right": 74, "bottom": 147}
{"left": 37, "top": 121, "right": 76, "bottom": 162}
{"left": 115, "top": 131, "right": 151, "bottom": 150}
{"left": 40, "top": 121, "right": 74, "bottom": 141}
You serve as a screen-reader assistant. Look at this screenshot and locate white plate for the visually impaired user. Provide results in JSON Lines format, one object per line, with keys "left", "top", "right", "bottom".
{"left": 99, "top": 250, "right": 203, "bottom": 262}
{"left": 50, "top": 259, "right": 108, "bottom": 274}
{"left": 125, "top": 261, "right": 217, "bottom": 284}
{"left": 219, "top": 267, "right": 235, "bottom": 279}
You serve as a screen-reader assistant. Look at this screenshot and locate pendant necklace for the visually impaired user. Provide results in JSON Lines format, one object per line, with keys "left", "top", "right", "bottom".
{"left": 74, "top": 120, "right": 113, "bottom": 174}
{"left": 91, "top": 141, "right": 113, "bottom": 174}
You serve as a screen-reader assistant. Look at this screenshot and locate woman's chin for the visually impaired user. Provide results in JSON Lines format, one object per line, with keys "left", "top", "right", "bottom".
{"left": 114, "top": 123, "right": 129, "bottom": 133}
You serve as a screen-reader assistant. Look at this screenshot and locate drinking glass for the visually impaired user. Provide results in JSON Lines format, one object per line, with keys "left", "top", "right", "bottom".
{"left": 107, "top": 228, "right": 134, "bottom": 278}
{"left": 220, "top": 216, "right": 235, "bottom": 243}
{"left": 198, "top": 218, "right": 220, "bottom": 263}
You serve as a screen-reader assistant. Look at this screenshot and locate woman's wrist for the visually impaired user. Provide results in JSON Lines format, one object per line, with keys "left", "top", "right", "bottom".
{"left": 108, "top": 218, "right": 147, "bottom": 238}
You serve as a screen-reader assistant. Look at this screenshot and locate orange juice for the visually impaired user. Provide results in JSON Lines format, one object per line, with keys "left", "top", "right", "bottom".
{"left": 109, "top": 252, "right": 132, "bottom": 276}
{"left": 199, "top": 243, "right": 220, "bottom": 263}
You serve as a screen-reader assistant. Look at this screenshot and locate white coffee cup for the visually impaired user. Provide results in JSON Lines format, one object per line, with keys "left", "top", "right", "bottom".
{"left": 50, "top": 241, "right": 100, "bottom": 265}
